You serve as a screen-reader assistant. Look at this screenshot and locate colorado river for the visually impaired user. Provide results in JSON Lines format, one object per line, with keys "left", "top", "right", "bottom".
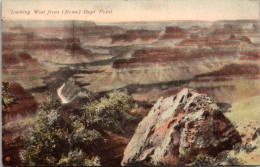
{"left": 57, "top": 83, "right": 70, "bottom": 104}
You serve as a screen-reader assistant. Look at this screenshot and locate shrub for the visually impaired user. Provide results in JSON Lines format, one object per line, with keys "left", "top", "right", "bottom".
{"left": 214, "top": 151, "right": 241, "bottom": 166}
{"left": 188, "top": 155, "right": 214, "bottom": 166}
{"left": 84, "top": 156, "right": 101, "bottom": 166}
{"left": 85, "top": 89, "right": 141, "bottom": 134}
{"left": 2, "top": 82, "right": 17, "bottom": 109}
{"left": 57, "top": 149, "right": 101, "bottom": 166}
{"left": 20, "top": 96, "right": 102, "bottom": 166}
{"left": 2, "top": 81, "right": 18, "bottom": 124}
{"left": 57, "top": 149, "right": 84, "bottom": 166}
{"left": 21, "top": 89, "right": 141, "bottom": 166}
{"left": 188, "top": 151, "right": 242, "bottom": 166}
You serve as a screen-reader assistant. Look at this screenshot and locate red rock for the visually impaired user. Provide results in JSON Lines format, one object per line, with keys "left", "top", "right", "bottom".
{"left": 161, "top": 26, "right": 188, "bottom": 39}
{"left": 229, "top": 35, "right": 252, "bottom": 44}
{"left": 112, "top": 48, "right": 236, "bottom": 69}
{"left": 112, "top": 30, "right": 159, "bottom": 43}
{"left": 2, "top": 136, "right": 24, "bottom": 166}
{"left": 96, "top": 132, "right": 129, "bottom": 166}
{"left": 2, "top": 82, "right": 38, "bottom": 123}
{"left": 240, "top": 51, "right": 260, "bottom": 60}
{"left": 121, "top": 89, "right": 241, "bottom": 166}
{"left": 196, "top": 64, "right": 260, "bottom": 78}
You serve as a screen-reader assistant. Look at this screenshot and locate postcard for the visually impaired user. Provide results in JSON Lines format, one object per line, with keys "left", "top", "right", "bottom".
{"left": 2, "top": 0, "right": 260, "bottom": 166}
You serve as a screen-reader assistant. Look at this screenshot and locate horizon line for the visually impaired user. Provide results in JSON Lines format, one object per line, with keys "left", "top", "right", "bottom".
{"left": 2, "top": 19, "right": 259, "bottom": 24}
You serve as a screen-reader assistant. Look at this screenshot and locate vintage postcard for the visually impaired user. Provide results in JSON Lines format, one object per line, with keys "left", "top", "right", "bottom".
{"left": 1, "top": 0, "right": 260, "bottom": 166}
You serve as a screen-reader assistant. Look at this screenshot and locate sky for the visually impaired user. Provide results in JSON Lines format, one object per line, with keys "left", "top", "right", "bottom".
{"left": 2, "top": 0, "right": 259, "bottom": 23}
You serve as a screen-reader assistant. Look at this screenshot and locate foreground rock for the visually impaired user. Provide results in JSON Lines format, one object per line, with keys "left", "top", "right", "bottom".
{"left": 121, "top": 88, "right": 241, "bottom": 166}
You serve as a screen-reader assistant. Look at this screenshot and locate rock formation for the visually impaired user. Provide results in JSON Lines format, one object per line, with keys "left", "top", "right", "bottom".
{"left": 121, "top": 88, "right": 241, "bottom": 166}
{"left": 3, "top": 20, "right": 259, "bottom": 104}
{"left": 2, "top": 82, "right": 38, "bottom": 123}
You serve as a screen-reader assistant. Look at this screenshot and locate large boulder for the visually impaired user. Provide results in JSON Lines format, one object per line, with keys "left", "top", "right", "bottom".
{"left": 121, "top": 88, "right": 241, "bottom": 166}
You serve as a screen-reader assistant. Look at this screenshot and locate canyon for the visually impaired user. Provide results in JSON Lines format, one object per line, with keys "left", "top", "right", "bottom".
{"left": 2, "top": 20, "right": 259, "bottom": 105}
{"left": 2, "top": 20, "right": 260, "bottom": 166}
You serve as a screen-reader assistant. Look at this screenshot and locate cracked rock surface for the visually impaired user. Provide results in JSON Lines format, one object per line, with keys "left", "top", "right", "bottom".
{"left": 121, "top": 88, "right": 241, "bottom": 166}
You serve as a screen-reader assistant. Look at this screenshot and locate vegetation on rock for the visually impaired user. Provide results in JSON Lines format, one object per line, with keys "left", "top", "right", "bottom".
{"left": 188, "top": 151, "right": 241, "bottom": 166}
{"left": 84, "top": 89, "right": 141, "bottom": 135}
{"left": 20, "top": 96, "right": 102, "bottom": 166}
{"left": 20, "top": 89, "right": 140, "bottom": 166}
{"left": 2, "top": 81, "right": 18, "bottom": 124}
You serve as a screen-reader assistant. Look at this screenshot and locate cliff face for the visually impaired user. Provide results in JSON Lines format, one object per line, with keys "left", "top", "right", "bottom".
{"left": 161, "top": 26, "right": 188, "bottom": 39}
{"left": 2, "top": 20, "right": 259, "bottom": 105}
{"left": 121, "top": 89, "right": 241, "bottom": 166}
{"left": 2, "top": 82, "right": 38, "bottom": 124}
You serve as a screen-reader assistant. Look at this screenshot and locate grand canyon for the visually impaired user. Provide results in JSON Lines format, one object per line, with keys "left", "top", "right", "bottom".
{"left": 2, "top": 20, "right": 260, "bottom": 166}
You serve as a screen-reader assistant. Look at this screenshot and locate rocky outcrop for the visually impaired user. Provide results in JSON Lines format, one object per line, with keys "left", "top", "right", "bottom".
{"left": 236, "top": 120, "right": 260, "bottom": 151}
{"left": 2, "top": 82, "right": 38, "bottom": 124}
{"left": 3, "top": 20, "right": 259, "bottom": 104}
{"left": 196, "top": 64, "right": 260, "bottom": 78}
{"left": 2, "top": 52, "right": 47, "bottom": 90}
{"left": 112, "top": 30, "right": 159, "bottom": 43}
{"left": 161, "top": 26, "right": 188, "bottom": 39}
{"left": 121, "top": 89, "right": 241, "bottom": 166}
{"left": 95, "top": 132, "right": 129, "bottom": 166}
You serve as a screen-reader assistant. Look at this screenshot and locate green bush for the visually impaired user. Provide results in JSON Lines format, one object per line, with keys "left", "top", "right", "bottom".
{"left": 84, "top": 156, "right": 101, "bottom": 166}
{"left": 21, "top": 89, "right": 140, "bottom": 166}
{"left": 85, "top": 89, "right": 141, "bottom": 134}
{"left": 2, "top": 81, "right": 18, "bottom": 124}
{"left": 20, "top": 96, "right": 102, "bottom": 166}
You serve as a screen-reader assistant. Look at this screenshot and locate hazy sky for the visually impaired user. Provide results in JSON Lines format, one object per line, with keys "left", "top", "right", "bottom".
{"left": 2, "top": 0, "right": 259, "bottom": 22}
